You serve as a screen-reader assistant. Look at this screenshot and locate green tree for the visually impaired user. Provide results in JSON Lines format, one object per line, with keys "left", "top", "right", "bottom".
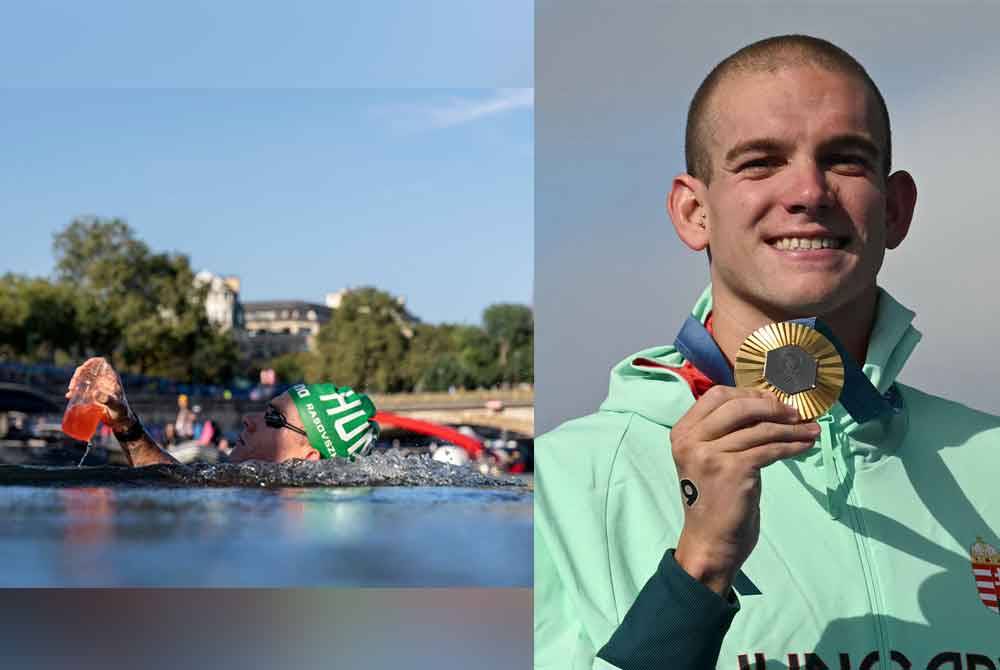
{"left": 401, "top": 323, "right": 499, "bottom": 391}
{"left": 189, "top": 328, "right": 241, "bottom": 383}
{"left": 0, "top": 274, "right": 30, "bottom": 357}
{"left": 266, "top": 351, "right": 319, "bottom": 385}
{"left": 454, "top": 325, "right": 499, "bottom": 388}
{"left": 21, "top": 278, "right": 79, "bottom": 362}
{"left": 510, "top": 339, "right": 533, "bottom": 384}
{"left": 0, "top": 274, "right": 79, "bottom": 362}
{"left": 316, "top": 287, "right": 410, "bottom": 392}
{"left": 53, "top": 217, "right": 148, "bottom": 292}
{"left": 73, "top": 288, "right": 121, "bottom": 361}
{"left": 483, "top": 303, "right": 533, "bottom": 384}
{"left": 419, "top": 353, "right": 466, "bottom": 391}
{"left": 51, "top": 216, "right": 238, "bottom": 383}
{"left": 403, "top": 323, "right": 453, "bottom": 391}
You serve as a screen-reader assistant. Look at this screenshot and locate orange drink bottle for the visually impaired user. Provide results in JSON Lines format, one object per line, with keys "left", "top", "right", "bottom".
{"left": 62, "top": 360, "right": 110, "bottom": 442}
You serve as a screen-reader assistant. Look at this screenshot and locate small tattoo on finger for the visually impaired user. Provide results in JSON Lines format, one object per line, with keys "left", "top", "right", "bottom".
{"left": 680, "top": 479, "right": 699, "bottom": 507}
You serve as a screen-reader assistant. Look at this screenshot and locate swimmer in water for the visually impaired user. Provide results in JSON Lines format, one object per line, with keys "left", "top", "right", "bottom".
{"left": 65, "top": 357, "right": 379, "bottom": 467}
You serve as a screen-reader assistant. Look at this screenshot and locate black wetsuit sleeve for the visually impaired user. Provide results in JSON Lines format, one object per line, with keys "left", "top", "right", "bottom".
{"left": 596, "top": 548, "right": 740, "bottom": 670}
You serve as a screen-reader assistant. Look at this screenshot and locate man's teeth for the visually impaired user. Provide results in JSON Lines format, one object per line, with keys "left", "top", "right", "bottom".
{"left": 771, "top": 237, "right": 843, "bottom": 250}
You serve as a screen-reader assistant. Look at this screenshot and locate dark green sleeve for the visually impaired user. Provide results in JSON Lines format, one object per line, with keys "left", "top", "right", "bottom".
{"left": 596, "top": 549, "right": 740, "bottom": 670}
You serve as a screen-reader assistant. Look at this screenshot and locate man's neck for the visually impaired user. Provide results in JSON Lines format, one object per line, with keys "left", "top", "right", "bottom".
{"left": 709, "top": 286, "right": 878, "bottom": 370}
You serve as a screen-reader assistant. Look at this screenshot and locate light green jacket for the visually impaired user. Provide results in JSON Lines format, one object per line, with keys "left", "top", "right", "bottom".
{"left": 535, "top": 286, "right": 1000, "bottom": 669}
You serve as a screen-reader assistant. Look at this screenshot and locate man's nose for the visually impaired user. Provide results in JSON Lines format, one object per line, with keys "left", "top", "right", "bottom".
{"left": 782, "top": 160, "right": 834, "bottom": 216}
{"left": 243, "top": 414, "right": 257, "bottom": 433}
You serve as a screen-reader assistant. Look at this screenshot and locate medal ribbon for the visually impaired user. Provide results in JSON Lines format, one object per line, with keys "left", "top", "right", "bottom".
{"left": 674, "top": 315, "right": 895, "bottom": 424}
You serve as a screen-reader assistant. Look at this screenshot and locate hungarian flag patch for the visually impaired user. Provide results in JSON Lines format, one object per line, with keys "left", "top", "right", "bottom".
{"left": 971, "top": 537, "right": 1000, "bottom": 614}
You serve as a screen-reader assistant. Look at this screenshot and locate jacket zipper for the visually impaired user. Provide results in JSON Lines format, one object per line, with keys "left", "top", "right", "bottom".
{"left": 830, "top": 419, "right": 891, "bottom": 665}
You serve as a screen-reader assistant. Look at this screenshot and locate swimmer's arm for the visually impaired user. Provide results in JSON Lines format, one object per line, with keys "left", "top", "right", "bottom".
{"left": 110, "top": 411, "right": 180, "bottom": 467}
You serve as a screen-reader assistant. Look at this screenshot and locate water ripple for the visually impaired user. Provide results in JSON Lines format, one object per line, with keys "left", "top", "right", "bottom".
{"left": 0, "top": 450, "right": 524, "bottom": 489}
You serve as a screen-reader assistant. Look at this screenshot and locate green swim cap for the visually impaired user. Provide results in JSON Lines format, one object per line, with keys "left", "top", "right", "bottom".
{"left": 287, "top": 383, "right": 378, "bottom": 459}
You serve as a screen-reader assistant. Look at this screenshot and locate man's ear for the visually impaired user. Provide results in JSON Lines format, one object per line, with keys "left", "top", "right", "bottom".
{"left": 668, "top": 173, "right": 711, "bottom": 251}
{"left": 885, "top": 170, "right": 917, "bottom": 250}
{"left": 296, "top": 434, "right": 322, "bottom": 461}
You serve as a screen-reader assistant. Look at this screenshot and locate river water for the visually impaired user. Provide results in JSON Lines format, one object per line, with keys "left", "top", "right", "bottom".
{"left": 0, "top": 452, "right": 532, "bottom": 586}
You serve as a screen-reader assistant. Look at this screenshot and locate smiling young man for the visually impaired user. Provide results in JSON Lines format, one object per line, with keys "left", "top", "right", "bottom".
{"left": 66, "top": 357, "right": 378, "bottom": 466}
{"left": 535, "top": 36, "right": 1000, "bottom": 669}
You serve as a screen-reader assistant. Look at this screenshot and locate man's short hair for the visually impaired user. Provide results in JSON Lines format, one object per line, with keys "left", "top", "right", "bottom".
{"left": 685, "top": 35, "right": 891, "bottom": 184}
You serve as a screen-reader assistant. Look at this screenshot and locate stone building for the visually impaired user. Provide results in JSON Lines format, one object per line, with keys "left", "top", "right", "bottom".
{"left": 241, "top": 300, "right": 332, "bottom": 360}
{"left": 195, "top": 271, "right": 244, "bottom": 332}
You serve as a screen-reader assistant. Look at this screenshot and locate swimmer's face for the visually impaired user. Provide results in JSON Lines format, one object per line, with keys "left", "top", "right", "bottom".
{"left": 228, "top": 391, "right": 321, "bottom": 463}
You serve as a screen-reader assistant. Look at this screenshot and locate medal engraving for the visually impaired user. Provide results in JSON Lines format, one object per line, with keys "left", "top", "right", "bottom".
{"left": 764, "top": 345, "right": 817, "bottom": 395}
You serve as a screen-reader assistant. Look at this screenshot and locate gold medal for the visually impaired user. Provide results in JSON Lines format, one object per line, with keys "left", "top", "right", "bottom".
{"left": 734, "top": 321, "right": 845, "bottom": 420}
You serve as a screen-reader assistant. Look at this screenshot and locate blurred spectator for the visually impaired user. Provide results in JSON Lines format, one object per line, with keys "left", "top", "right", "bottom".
{"left": 163, "top": 423, "right": 177, "bottom": 448}
{"left": 191, "top": 405, "right": 203, "bottom": 440}
{"left": 175, "top": 394, "right": 195, "bottom": 440}
{"left": 198, "top": 419, "right": 221, "bottom": 447}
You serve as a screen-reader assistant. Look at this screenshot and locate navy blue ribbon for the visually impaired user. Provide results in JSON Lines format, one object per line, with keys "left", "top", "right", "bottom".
{"left": 674, "top": 315, "right": 895, "bottom": 424}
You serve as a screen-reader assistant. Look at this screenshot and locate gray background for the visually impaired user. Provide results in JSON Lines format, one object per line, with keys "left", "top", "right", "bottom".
{"left": 537, "top": 1, "right": 1000, "bottom": 433}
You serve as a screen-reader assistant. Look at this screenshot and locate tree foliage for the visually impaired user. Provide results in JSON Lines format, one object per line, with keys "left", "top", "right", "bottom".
{"left": 403, "top": 323, "right": 499, "bottom": 391}
{"left": 483, "top": 303, "right": 534, "bottom": 384}
{"left": 0, "top": 275, "right": 79, "bottom": 361}
{"left": 1, "top": 217, "right": 239, "bottom": 383}
{"left": 266, "top": 351, "right": 319, "bottom": 385}
{"left": 311, "top": 289, "right": 532, "bottom": 393}
{"left": 7, "top": 217, "right": 532, "bottom": 391}
{"left": 315, "top": 287, "right": 410, "bottom": 392}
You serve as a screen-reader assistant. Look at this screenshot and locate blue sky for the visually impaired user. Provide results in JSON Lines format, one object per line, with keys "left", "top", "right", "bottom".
{"left": 0, "top": 1, "right": 532, "bottom": 326}
{"left": 0, "top": 88, "right": 532, "bottom": 325}
{"left": 0, "top": 1, "right": 532, "bottom": 88}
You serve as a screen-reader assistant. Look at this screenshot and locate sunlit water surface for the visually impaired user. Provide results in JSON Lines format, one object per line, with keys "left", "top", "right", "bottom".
{"left": 0, "top": 452, "right": 532, "bottom": 586}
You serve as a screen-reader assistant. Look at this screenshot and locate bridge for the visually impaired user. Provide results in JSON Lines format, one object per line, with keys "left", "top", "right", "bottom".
{"left": 369, "top": 389, "right": 534, "bottom": 436}
{"left": 121, "top": 388, "right": 535, "bottom": 438}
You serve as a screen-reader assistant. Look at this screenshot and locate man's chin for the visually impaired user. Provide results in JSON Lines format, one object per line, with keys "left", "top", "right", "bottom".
{"left": 757, "top": 279, "right": 852, "bottom": 317}
{"left": 769, "top": 295, "right": 837, "bottom": 318}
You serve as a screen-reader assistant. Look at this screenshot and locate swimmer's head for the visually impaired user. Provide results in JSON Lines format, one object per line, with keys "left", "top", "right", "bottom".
{"left": 229, "top": 384, "right": 378, "bottom": 464}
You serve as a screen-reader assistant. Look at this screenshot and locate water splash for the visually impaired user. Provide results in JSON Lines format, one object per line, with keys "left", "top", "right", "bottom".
{"left": 0, "top": 449, "right": 525, "bottom": 488}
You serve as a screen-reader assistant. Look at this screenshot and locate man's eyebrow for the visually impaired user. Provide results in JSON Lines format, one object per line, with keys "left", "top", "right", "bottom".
{"left": 817, "top": 133, "right": 880, "bottom": 158}
{"left": 723, "top": 138, "right": 792, "bottom": 163}
{"left": 723, "top": 134, "right": 882, "bottom": 165}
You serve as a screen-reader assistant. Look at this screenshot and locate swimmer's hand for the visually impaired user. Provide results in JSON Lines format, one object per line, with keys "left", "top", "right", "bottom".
{"left": 66, "top": 357, "right": 176, "bottom": 467}
{"left": 65, "top": 357, "right": 136, "bottom": 431}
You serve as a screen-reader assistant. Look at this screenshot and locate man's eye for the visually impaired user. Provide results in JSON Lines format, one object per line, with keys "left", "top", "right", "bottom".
{"left": 829, "top": 154, "right": 870, "bottom": 169}
{"left": 738, "top": 157, "right": 781, "bottom": 172}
